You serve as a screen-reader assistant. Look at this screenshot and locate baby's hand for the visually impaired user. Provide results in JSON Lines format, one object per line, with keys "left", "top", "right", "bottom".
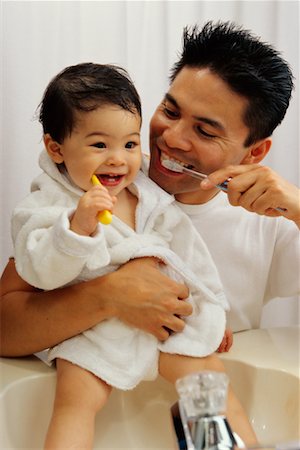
{"left": 217, "top": 328, "right": 233, "bottom": 353}
{"left": 70, "top": 185, "right": 116, "bottom": 236}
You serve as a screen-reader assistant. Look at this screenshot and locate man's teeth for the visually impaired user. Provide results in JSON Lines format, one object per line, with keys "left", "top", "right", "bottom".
{"left": 161, "top": 151, "right": 192, "bottom": 169}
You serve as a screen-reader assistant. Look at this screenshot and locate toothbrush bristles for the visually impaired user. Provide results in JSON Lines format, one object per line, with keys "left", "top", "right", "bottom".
{"left": 161, "top": 160, "right": 184, "bottom": 172}
{"left": 162, "top": 159, "right": 207, "bottom": 181}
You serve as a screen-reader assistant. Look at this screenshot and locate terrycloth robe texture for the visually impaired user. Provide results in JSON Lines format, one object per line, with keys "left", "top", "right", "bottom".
{"left": 12, "top": 151, "right": 229, "bottom": 389}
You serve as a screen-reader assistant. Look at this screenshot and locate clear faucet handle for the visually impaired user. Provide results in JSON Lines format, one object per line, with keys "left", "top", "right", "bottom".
{"left": 175, "top": 371, "right": 229, "bottom": 418}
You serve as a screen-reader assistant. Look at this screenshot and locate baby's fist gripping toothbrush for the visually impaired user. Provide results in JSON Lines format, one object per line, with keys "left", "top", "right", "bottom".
{"left": 91, "top": 175, "right": 113, "bottom": 225}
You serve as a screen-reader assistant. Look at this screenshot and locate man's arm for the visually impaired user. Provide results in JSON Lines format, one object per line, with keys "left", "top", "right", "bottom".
{"left": 0, "top": 258, "right": 191, "bottom": 357}
{"left": 202, "top": 164, "right": 300, "bottom": 228}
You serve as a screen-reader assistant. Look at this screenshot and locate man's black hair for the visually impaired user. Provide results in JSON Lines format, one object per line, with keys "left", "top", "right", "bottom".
{"left": 171, "top": 21, "right": 294, "bottom": 146}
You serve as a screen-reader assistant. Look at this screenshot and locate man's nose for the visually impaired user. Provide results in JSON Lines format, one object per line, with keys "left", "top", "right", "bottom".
{"left": 163, "top": 121, "right": 192, "bottom": 152}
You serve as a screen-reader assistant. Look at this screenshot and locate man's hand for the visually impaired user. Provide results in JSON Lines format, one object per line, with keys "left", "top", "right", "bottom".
{"left": 105, "top": 257, "right": 192, "bottom": 341}
{"left": 201, "top": 164, "right": 300, "bottom": 227}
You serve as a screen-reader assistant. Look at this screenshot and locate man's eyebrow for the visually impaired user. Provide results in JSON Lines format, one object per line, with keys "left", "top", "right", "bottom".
{"left": 164, "top": 93, "right": 179, "bottom": 108}
{"left": 164, "top": 93, "right": 225, "bottom": 131}
{"left": 195, "top": 116, "right": 225, "bottom": 131}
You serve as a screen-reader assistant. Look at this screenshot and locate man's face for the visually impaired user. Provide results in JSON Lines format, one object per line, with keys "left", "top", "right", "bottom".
{"left": 149, "top": 67, "right": 254, "bottom": 204}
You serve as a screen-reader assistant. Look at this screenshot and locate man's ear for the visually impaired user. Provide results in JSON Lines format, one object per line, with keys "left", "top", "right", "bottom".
{"left": 43, "top": 134, "right": 64, "bottom": 164}
{"left": 241, "top": 138, "right": 272, "bottom": 164}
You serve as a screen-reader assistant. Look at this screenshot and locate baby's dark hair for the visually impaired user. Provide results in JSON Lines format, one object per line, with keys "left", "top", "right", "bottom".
{"left": 38, "top": 63, "right": 142, "bottom": 143}
{"left": 171, "top": 21, "right": 294, "bottom": 146}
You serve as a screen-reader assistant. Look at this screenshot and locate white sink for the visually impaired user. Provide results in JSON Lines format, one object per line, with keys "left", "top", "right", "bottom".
{"left": 0, "top": 327, "right": 299, "bottom": 449}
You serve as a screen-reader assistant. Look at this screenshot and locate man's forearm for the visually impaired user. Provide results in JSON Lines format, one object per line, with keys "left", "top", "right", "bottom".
{"left": 0, "top": 257, "right": 191, "bottom": 357}
{"left": 0, "top": 259, "right": 112, "bottom": 356}
{"left": 0, "top": 261, "right": 114, "bottom": 356}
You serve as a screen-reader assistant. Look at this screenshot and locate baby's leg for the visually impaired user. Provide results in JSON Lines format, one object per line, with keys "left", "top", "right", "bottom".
{"left": 44, "top": 358, "right": 112, "bottom": 449}
{"left": 159, "top": 352, "right": 258, "bottom": 447}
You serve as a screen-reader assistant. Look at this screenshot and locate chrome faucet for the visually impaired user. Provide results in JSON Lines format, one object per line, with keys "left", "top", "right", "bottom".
{"left": 171, "top": 371, "right": 244, "bottom": 450}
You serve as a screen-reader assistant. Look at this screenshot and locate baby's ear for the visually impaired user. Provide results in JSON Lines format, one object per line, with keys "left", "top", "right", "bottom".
{"left": 44, "top": 134, "right": 64, "bottom": 163}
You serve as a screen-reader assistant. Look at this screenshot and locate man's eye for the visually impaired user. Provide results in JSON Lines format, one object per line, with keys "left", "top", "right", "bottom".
{"left": 162, "top": 103, "right": 179, "bottom": 119}
{"left": 196, "top": 127, "right": 216, "bottom": 138}
{"left": 92, "top": 142, "right": 106, "bottom": 149}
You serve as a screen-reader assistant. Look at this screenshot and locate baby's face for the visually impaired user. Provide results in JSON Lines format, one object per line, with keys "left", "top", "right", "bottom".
{"left": 47, "top": 105, "right": 142, "bottom": 195}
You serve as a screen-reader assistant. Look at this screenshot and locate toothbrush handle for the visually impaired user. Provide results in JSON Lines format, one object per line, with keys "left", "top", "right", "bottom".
{"left": 216, "top": 179, "right": 287, "bottom": 212}
{"left": 216, "top": 180, "right": 230, "bottom": 192}
{"left": 91, "top": 175, "right": 113, "bottom": 225}
{"left": 274, "top": 207, "right": 287, "bottom": 212}
{"left": 97, "top": 210, "right": 113, "bottom": 225}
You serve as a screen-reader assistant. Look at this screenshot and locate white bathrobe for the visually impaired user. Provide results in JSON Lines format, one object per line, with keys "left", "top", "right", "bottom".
{"left": 12, "top": 151, "right": 228, "bottom": 389}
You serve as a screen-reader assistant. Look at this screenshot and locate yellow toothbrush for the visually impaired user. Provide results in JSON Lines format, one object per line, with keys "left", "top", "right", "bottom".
{"left": 91, "top": 175, "right": 113, "bottom": 225}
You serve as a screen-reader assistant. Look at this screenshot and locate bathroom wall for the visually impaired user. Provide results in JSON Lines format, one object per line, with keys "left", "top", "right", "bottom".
{"left": 1, "top": 1, "right": 299, "bottom": 326}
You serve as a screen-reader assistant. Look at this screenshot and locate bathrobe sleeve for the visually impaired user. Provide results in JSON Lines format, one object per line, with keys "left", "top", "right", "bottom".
{"left": 159, "top": 203, "right": 227, "bottom": 306}
{"left": 155, "top": 205, "right": 229, "bottom": 355}
{"left": 130, "top": 201, "right": 228, "bottom": 356}
{"left": 11, "top": 174, "right": 110, "bottom": 290}
{"left": 125, "top": 174, "right": 229, "bottom": 356}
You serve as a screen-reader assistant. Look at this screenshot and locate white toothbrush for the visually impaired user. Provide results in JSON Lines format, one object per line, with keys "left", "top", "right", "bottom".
{"left": 161, "top": 159, "right": 287, "bottom": 212}
{"left": 161, "top": 159, "right": 229, "bottom": 191}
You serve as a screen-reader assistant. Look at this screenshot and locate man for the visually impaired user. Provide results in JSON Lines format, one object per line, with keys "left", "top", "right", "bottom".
{"left": 1, "top": 21, "right": 299, "bottom": 357}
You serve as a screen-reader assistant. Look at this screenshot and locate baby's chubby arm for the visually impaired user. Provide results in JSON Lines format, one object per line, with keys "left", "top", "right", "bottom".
{"left": 12, "top": 185, "right": 115, "bottom": 290}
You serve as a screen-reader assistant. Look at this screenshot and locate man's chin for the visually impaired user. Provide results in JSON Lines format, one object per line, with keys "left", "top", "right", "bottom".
{"left": 149, "top": 150, "right": 188, "bottom": 194}
{"left": 148, "top": 167, "right": 173, "bottom": 195}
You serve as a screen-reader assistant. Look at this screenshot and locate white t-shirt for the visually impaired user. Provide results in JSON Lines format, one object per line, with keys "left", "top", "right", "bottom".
{"left": 177, "top": 192, "right": 300, "bottom": 332}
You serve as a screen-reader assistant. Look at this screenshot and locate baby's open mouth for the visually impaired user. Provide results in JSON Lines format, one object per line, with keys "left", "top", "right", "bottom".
{"left": 97, "top": 174, "right": 125, "bottom": 186}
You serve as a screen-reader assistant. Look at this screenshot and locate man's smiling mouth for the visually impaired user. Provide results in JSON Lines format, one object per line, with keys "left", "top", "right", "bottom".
{"left": 160, "top": 151, "right": 195, "bottom": 171}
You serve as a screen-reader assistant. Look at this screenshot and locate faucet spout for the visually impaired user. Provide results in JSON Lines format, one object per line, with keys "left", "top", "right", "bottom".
{"left": 170, "top": 371, "right": 243, "bottom": 450}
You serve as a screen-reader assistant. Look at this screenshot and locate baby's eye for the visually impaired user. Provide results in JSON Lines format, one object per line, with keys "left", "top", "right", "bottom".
{"left": 125, "top": 141, "right": 137, "bottom": 149}
{"left": 92, "top": 142, "right": 106, "bottom": 149}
